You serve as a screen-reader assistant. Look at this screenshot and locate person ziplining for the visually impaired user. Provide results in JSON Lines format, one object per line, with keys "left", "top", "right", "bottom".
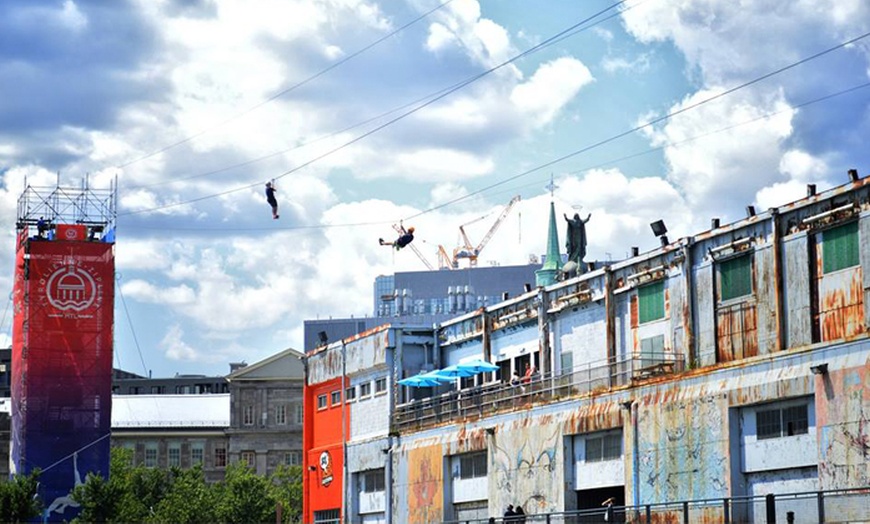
{"left": 380, "top": 225, "right": 415, "bottom": 249}
{"left": 265, "top": 181, "right": 279, "bottom": 219}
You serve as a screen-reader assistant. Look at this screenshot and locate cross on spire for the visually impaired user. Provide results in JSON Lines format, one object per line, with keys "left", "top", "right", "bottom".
{"left": 545, "top": 173, "right": 558, "bottom": 199}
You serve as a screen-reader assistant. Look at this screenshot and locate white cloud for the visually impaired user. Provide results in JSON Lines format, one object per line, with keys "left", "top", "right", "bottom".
{"left": 394, "top": 148, "right": 494, "bottom": 181}
{"left": 601, "top": 53, "right": 651, "bottom": 74}
{"left": 511, "top": 57, "right": 594, "bottom": 127}
{"left": 642, "top": 87, "right": 796, "bottom": 216}
{"left": 160, "top": 325, "right": 199, "bottom": 361}
{"left": 60, "top": 1, "right": 88, "bottom": 32}
{"left": 778, "top": 149, "right": 829, "bottom": 182}
{"left": 122, "top": 280, "right": 196, "bottom": 305}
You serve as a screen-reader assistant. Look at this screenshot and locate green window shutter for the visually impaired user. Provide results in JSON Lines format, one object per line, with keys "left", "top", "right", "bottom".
{"left": 823, "top": 221, "right": 859, "bottom": 274}
{"left": 638, "top": 281, "right": 664, "bottom": 323}
{"left": 719, "top": 254, "right": 752, "bottom": 301}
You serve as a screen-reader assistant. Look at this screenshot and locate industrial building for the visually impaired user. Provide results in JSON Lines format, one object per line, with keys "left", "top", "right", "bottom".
{"left": 303, "top": 264, "right": 541, "bottom": 353}
{"left": 303, "top": 173, "right": 870, "bottom": 523}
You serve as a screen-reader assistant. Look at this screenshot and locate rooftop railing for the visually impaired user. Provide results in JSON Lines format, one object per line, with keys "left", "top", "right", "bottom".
{"left": 393, "top": 352, "right": 684, "bottom": 433}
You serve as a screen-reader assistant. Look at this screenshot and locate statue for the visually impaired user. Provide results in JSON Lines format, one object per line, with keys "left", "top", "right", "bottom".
{"left": 564, "top": 212, "right": 591, "bottom": 267}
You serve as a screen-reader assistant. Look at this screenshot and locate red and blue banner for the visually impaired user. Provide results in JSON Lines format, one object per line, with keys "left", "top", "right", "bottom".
{"left": 11, "top": 235, "right": 114, "bottom": 521}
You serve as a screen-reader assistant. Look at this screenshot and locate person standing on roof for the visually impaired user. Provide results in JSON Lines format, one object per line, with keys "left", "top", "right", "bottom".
{"left": 380, "top": 225, "right": 415, "bottom": 249}
{"left": 265, "top": 182, "right": 279, "bottom": 219}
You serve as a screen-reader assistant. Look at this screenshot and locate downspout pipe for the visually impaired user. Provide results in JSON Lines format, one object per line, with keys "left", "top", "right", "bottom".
{"left": 341, "top": 341, "right": 347, "bottom": 524}
{"left": 770, "top": 209, "right": 785, "bottom": 351}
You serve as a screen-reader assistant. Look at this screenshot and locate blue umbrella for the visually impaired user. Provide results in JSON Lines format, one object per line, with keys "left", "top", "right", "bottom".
{"left": 432, "top": 364, "right": 477, "bottom": 379}
{"left": 457, "top": 359, "right": 499, "bottom": 374}
{"left": 398, "top": 374, "right": 444, "bottom": 387}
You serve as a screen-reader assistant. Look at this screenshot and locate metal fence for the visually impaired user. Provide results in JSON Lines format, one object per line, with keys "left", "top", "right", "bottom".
{"left": 438, "top": 486, "right": 870, "bottom": 524}
{"left": 393, "top": 353, "right": 684, "bottom": 433}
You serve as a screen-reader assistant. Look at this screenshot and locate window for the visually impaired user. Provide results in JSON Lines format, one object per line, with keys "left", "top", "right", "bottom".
{"left": 275, "top": 405, "right": 287, "bottom": 425}
{"left": 317, "top": 394, "right": 328, "bottom": 410}
{"left": 293, "top": 403, "right": 303, "bottom": 424}
{"left": 719, "top": 254, "right": 752, "bottom": 301}
{"left": 823, "top": 221, "right": 859, "bottom": 274}
{"left": 151, "top": 385, "right": 164, "bottom": 394}
{"left": 586, "top": 433, "right": 622, "bottom": 462}
{"left": 168, "top": 443, "right": 181, "bottom": 468}
{"left": 191, "top": 443, "right": 204, "bottom": 465}
{"left": 285, "top": 451, "right": 302, "bottom": 466}
{"left": 375, "top": 378, "right": 387, "bottom": 395}
{"left": 215, "top": 447, "right": 227, "bottom": 468}
{"left": 243, "top": 405, "right": 254, "bottom": 426}
{"left": 638, "top": 281, "right": 665, "bottom": 323}
{"left": 458, "top": 452, "right": 487, "bottom": 479}
{"left": 757, "top": 404, "right": 809, "bottom": 440}
{"left": 144, "top": 443, "right": 158, "bottom": 468}
{"left": 241, "top": 451, "right": 256, "bottom": 467}
{"left": 331, "top": 390, "right": 341, "bottom": 406}
{"left": 362, "top": 469, "right": 385, "bottom": 492}
{"left": 359, "top": 382, "right": 372, "bottom": 398}
{"left": 345, "top": 386, "right": 356, "bottom": 402}
{"left": 314, "top": 509, "right": 341, "bottom": 523}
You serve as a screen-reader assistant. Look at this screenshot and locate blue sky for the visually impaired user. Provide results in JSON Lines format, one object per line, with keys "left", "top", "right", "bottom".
{"left": 1, "top": 0, "right": 868, "bottom": 377}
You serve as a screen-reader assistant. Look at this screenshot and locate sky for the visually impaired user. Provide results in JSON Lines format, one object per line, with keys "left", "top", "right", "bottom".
{"left": 1, "top": 0, "right": 869, "bottom": 378}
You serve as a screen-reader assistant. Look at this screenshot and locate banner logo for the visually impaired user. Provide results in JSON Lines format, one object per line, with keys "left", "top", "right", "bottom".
{"left": 319, "top": 450, "right": 334, "bottom": 486}
{"left": 45, "top": 265, "right": 97, "bottom": 312}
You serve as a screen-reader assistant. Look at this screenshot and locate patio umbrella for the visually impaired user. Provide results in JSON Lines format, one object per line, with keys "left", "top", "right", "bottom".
{"left": 432, "top": 364, "right": 478, "bottom": 379}
{"left": 398, "top": 374, "right": 444, "bottom": 387}
{"left": 457, "top": 359, "right": 499, "bottom": 374}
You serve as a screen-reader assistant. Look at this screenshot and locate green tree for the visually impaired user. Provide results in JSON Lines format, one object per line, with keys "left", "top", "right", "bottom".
{"left": 269, "top": 465, "right": 303, "bottom": 524}
{"left": 149, "top": 466, "right": 217, "bottom": 524}
{"left": 0, "top": 469, "right": 43, "bottom": 523}
{"left": 72, "top": 471, "right": 122, "bottom": 523}
{"left": 214, "top": 462, "right": 277, "bottom": 524}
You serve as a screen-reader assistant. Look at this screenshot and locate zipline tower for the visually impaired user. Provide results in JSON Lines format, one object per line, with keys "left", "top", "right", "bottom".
{"left": 11, "top": 177, "right": 117, "bottom": 521}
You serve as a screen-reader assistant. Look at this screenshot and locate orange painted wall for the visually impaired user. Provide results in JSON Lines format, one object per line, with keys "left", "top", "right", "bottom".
{"left": 303, "top": 376, "right": 347, "bottom": 523}
{"left": 407, "top": 444, "right": 444, "bottom": 524}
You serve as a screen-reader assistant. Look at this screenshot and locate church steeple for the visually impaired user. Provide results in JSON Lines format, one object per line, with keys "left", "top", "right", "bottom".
{"left": 535, "top": 178, "right": 562, "bottom": 287}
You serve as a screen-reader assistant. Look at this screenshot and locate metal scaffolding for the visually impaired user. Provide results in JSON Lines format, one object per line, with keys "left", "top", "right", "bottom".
{"left": 15, "top": 175, "right": 117, "bottom": 235}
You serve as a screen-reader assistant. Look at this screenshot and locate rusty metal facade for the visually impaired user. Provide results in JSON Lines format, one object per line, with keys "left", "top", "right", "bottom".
{"left": 308, "top": 176, "right": 870, "bottom": 523}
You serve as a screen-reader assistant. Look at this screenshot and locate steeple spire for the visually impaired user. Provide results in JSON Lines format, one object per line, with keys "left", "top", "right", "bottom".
{"left": 535, "top": 176, "right": 562, "bottom": 287}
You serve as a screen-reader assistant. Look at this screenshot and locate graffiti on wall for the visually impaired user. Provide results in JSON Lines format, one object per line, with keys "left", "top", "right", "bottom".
{"left": 638, "top": 394, "right": 729, "bottom": 502}
{"left": 490, "top": 420, "right": 562, "bottom": 514}
{"left": 407, "top": 445, "right": 443, "bottom": 524}
{"left": 817, "top": 358, "right": 870, "bottom": 489}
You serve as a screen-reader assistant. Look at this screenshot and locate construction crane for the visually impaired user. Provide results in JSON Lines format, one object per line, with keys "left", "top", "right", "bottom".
{"left": 449, "top": 195, "right": 521, "bottom": 268}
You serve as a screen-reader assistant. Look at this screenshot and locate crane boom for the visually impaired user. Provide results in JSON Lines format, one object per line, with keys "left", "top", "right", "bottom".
{"left": 475, "top": 195, "right": 520, "bottom": 255}
{"left": 452, "top": 195, "right": 521, "bottom": 267}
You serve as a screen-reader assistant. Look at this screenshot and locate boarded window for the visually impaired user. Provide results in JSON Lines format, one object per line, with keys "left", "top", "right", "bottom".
{"left": 640, "top": 334, "right": 664, "bottom": 367}
{"left": 638, "top": 281, "right": 665, "bottom": 324}
{"left": 719, "top": 254, "right": 752, "bottom": 301}
{"left": 823, "top": 221, "right": 859, "bottom": 274}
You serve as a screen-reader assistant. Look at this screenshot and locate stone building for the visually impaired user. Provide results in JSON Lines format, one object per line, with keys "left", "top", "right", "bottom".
{"left": 227, "top": 347, "right": 305, "bottom": 476}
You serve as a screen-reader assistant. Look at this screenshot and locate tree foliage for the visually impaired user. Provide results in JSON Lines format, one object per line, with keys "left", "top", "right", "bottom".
{"left": 70, "top": 448, "right": 303, "bottom": 524}
{"left": 0, "top": 469, "right": 43, "bottom": 523}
